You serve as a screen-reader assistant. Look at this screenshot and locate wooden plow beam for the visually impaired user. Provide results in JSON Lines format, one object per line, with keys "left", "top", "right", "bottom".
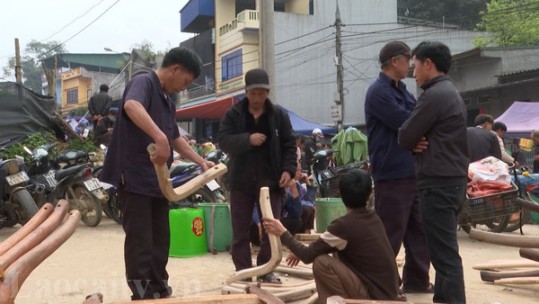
{"left": 0, "top": 200, "right": 80, "bottom": 304}
{"left": 469, "top": 228, "right": 539, "bottom": 248}
{"left": 147, "top": 144, "right": 227, "bottom": 202}
{"left": 226, "top": 187, "right": 282, "bottom": 283}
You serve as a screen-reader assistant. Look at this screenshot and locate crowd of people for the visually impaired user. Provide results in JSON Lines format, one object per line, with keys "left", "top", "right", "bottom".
{"left": 92, "top": 42, "right": 539, "bottom": 304}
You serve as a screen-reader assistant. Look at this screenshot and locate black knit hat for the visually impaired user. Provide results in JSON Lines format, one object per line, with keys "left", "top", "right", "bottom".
{"left": 379, "top": 41, "right": 411, "bottom": 65}
{"left": 245, "top": 68, "right": 270, "bottom": 91}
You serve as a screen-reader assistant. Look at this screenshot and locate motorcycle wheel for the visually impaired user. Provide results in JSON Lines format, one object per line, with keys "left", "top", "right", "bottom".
{"left": 503, "top": 193, "right": 533, "bottom": 232}
{"left": 68, "top": 185, "right": 103, "bottom": 227}
{"left": 484, "top": 215, "right": 510, "bottom": 233}
{"left": 13, "top": 189, "right": 39, "bottom": 225}
{"left": 104, "top": 192, "right": 122, "bottom": 225}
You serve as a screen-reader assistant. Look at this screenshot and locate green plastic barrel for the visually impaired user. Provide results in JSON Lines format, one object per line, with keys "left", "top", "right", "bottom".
{"left": 169, "top": 208, "right": 207, "bottom": 257}
{"left": 198, "top": 203, "right": 233, "bottom": 253}
{"left": 315, "top": 198, "right": 347, "bottom": 233}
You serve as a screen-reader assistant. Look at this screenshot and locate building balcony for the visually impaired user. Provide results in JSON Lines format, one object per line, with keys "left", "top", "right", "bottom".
{"left": 218, "top": 9, "right": 259, "bottom": 38}
{"left": 180, "top": 0, "right": 215, "bottom": 33}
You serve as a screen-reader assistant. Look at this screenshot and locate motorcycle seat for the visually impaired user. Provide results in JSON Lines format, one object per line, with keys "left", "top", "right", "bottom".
{"left": 56, "top": 163, "right": 90, "bottom": 180}
{"left": 169, "top": 162, "right": 198, "bottom": 177}
{"left": 56, "top": 150, "right": 88, "bottom": 163}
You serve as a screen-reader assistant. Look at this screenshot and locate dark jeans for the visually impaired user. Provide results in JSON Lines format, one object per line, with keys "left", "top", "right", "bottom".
{"left": 419, "top": 185, "right": 466, "bottom": 304}
{"left": 230, "top": 188, "right": 282, "bottom": 271}
{"left": 119, "top": 188, "right": 172, "bottom": 300}
{"left": 375, "top": 179, "right": 430, "bottom": 289}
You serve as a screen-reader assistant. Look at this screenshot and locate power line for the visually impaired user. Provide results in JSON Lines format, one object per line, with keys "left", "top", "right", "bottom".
{"left": 40, "top": 0, "right": 107, "bottom": 41}
{"left": 40, "top": 0, "right": 121, "bottom": 59}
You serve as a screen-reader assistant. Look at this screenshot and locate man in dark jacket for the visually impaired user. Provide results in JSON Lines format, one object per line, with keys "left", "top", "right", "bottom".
{"left": 365, "top": 41, "right": 431, "bottom": 294}
{"left": 218, "top": 68, "right": 297, "bottom": 283}
{"left": 398, "top": 41, "right": 469, "bottom": 304}
{"left": 88, "top": 84, "right": 113, "bottom": 128}
{"left": 467, "top": 114, "right": 502, "bottom": 162}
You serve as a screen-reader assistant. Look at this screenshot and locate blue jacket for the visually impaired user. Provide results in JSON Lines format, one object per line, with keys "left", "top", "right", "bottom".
{"left": 365, "top": 72, "right": 416, "bottom": 182}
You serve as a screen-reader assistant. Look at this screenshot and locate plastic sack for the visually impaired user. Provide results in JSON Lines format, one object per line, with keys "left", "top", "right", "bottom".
{"left": 468, "top": 156, "right": 511, "bottom": 184}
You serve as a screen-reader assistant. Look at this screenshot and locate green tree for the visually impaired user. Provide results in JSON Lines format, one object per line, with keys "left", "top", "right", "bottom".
{"left": 2, "top": 40, "right": 66, "bottom": 93}
{"left": 131, "top": 40, "right": 167, "bottom": 65}
{"left": 398, "top": 0, "right": 487, "bottom": 29}
{"left": 474, "top": 0, "right": 539, "bottom": 47}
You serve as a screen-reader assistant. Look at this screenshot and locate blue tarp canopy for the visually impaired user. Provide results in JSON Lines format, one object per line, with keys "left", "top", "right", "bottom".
{"left": 278, "top": 105, "right": 337, "bottom": 136}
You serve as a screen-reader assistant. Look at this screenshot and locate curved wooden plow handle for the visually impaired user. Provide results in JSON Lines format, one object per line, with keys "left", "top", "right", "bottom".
{"left": 147, "top": 144, "right": 227, "bottom": 202}
{"left": 226, "top": 187, "right": 282, "bottom": 284}
{"left": 0, "top": 209, "right": 81, "bottom": 303}
{"left": 0, "top": 203, "right": 54, "bottom": 256}
{"left": 0, "top": 200, "right": 69, "bottom": 278}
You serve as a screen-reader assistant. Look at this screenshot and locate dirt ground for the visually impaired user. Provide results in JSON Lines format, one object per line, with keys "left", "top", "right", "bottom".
{"left": 3, "top": 217, "right": 539, "bottom": 304}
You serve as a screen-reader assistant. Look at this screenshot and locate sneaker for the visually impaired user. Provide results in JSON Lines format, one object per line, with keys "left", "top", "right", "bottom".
{"left": 257, "top": 272, "right": 282, "bottom": 284}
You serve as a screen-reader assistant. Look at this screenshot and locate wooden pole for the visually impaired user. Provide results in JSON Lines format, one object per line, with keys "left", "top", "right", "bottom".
{"left": 14, "top": 38, "right": 22, "bottom": 84}
{"left": 469, "top": 228, "right": 539, "bottom": 248}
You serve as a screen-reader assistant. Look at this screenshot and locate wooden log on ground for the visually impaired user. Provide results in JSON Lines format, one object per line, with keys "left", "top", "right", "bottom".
{"left": 274, "top": 266, "right": 313, "bottom": 279}
{"left": 473, "top": 259, "right": 539, "bottom": 270}
{"left": 246, "top": 285, "right": 285, "bottom": 304}
{"left": 469, "top": 228, "right": 539, "bottom": 248}
{"left": 226, "top": 187, "right": 282, "bottom": 284}
{"left": 494, "top": 276, "right": 539, "bottom": 285}
{"left": 0, "top": 203, "right": 53, "bottom": 256}
{"left": 273, "top": 282, "right": 317, "bottom": 303}
{"left": 480, "top": 269, "right": 539, "bottom": 282}
{"left": 0, "top": 200, "right": 69, "bottom": 278}
{"left": 326, "top": 296, "right": 430, "bottom": 304}
{"left": 147, "top": 144, "right": 227, "bottom": 202}
{"left": 520, "top": 248, "right": 539, "bottom": 263}
{"left": 0, "top": 210, "right": 80, "bottom": 303}
{"left": 301, "top": 292, "right": 318, "bottom": 304}
{"left": 108, "top": 294, "right": 261, "bottom": 304}
{"left": 221, "top": 285, "right": 248, "bottom": 295}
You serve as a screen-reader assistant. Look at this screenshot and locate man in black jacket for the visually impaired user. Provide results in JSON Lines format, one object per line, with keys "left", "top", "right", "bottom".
{"left": 467, "top": 114, "right": 502, "bottom": 162}
{"left": 88, "top": 84, "right": 113, "bottom": 128}
{"left": 218, "top": 68, "right": 297, "bottom": 283}
{"left": 398, "top": 41, "right": 469, "bottom": 304}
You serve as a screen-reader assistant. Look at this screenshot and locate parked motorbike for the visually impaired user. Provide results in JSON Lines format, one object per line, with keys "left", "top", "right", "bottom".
{"left": 54, "top": 148, "right": 118, "bottom": 223}
{"left": 24, "top": 144, "right": 105, "bottom": 227}
{"left": 310, "top": 149, "right": 337, "bottom": 197}
{"left": 0, "top": 155, "right": 39, "bottom": 227}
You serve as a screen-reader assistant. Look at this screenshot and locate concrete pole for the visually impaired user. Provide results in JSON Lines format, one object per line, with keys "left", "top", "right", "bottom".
{"left": 259, "top": 0, "right": 276, "bottom": 103}
{"left": 335, "top": 2, "right": 344, "bottom": 131}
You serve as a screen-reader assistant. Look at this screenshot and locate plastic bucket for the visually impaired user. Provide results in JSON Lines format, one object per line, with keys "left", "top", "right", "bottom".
{"left": 315, "top": 198, "right": 347, "bottom": 233}
{"left": 169, "top": 208, "right": 207, "bottom": 257}
{"left": 198, "top": 203, "right": 233, "bottom": 252}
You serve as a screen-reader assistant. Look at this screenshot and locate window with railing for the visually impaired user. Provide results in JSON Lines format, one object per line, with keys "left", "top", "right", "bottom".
{"left": 66, "top": 88, "right": 78, "bottom": 104}
{"left": 221, "top": 49, "right": 243, "bottom": 82}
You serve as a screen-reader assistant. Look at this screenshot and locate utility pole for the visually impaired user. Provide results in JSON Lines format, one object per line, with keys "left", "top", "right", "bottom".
{"left": 14, "top": 38, "right": 22, "bottom": 84}
{"left": 334, "top": 1, "right": 344, "bottom": 131}
{"left": 259, "top": 0, "right": 276, "bottom": 103}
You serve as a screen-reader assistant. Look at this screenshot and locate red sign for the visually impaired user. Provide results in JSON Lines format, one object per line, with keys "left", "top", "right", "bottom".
{"left": 192, "top": 216, "right": 204, "bottom": 237}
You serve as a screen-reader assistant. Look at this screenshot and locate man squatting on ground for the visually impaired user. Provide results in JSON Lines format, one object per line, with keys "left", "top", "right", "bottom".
{"left": 264, "top": 169, "right": 400, "bottom": 303}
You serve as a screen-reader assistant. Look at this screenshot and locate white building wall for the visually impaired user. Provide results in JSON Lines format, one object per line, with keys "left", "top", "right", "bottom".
{"left": 274, "top": 0, "right": 482, "bottom": 127}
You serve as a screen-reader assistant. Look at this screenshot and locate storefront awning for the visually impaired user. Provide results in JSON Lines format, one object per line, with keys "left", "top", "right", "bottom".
{"left": 176, "top": 97, "right": 238, "bottom": 120}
